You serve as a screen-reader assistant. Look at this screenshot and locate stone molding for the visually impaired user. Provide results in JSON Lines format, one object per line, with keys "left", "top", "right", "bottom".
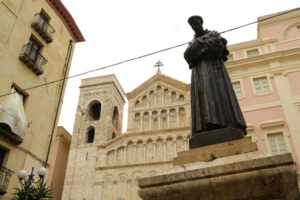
{"left": 261, "top": 119, "right": 285, "bottom": 129}
{"left": 96, "top": 160, "right": 172, "bottom": 170}
{"left": 126, "top": 73, "right": 189, "bottom": 100}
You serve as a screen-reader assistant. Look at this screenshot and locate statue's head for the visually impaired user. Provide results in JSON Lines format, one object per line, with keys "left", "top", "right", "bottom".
{"left": 188, "top": 15, "right": 204, "bottom": 36}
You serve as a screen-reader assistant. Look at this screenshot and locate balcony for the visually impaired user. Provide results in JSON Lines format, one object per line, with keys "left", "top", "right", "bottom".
{"left": 31, "top": 13, "right": 55, "bottom": 43}
{"left": 0, "top": 125, "right": 23, "bottom": 145}
{"left": 19, "top": 43, "right": 48, "bottom": 75}
{"left": 0, "top": 166, "right": 14, "bottom": 195}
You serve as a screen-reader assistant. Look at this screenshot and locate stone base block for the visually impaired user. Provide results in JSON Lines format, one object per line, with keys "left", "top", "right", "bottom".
{"left": 138, "top": 153, "right": 299, "bottom": 200}
{"left": 174, "top": 137, "right": 257, "bottom": 165}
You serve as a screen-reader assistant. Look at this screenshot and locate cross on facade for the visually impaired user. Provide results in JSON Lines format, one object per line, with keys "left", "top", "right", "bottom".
{"left": 154, "top": 60, "right": 164, "bottom": 72}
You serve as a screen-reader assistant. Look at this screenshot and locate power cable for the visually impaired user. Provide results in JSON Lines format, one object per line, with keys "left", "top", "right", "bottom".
{"left": 1, "top": 7, "right": 299, "bottom": 98}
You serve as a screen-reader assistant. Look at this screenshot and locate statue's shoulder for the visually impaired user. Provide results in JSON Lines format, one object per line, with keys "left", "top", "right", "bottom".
{"left": 206, "top": 30, "right": 220, "bottom": 37}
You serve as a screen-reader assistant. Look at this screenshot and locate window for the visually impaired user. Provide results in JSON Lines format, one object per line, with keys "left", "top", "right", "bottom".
{"left": 247, "top": 49, "right": 259, "bottom": 58}
{"left": 112, "top": 107, "right": 119, "bottom": 130}
{"left": 32, "top": 11, "right": 55, "bottom": 43}
{"left": 227, "top": 54, "right": 233, "bottom": 62}
{"left": 25, "top": 37, "right": 41, "bottom": 63}
{"left": 253, "top": 76, "right": 270, "bottom": 94}
{"left": 0, "top": 87, "right": 27, "bottom": 143}
{"left": 36, "top": 12, "right": 49, "bottom": 30}
{"left": 267, "top": 133, "right": 287, "bottom": 155}
{"left": 88, "top": 100, "right": 101, "bottom": 121}
{"left": 12, "top": 85, "right": 27, "bottom": 105}
{"left": 19, "top": 36, "right": 47, "bottom": 75}
{"left": 87, "top": 127, "right": 95, "bottom": 143}
{"left": 0, "top": 148, "right": 7, "bottom": 167}
{"left": 112, "top": 132, "right": 116, "bottom": 139}
{"left": 179, "top": 95, "right": 184, "bottom": 102}
{"left": 232, "top": 81, "right": 243, "bottom": 98}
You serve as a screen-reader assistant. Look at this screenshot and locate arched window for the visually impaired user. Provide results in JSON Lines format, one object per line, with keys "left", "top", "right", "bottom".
{"left": 142, "top": 112, "right": 150, "bottom": 131}
{"left": 112, "top": 107, "right": 119, "bottom": 130}
{"left": 135, "top": 100, "right": 140, "bottom": 108}
{"left": 171, "top": 92, "right": 177, "bottom": 103}
{"left": 87, "top": 127, "right": 95, "bottom": 143}
{"left": 149, "top": 90, "right": 155, "bottom": 105}
{"left": 112, "top": 132, "right": 116, "bottom": 139}
{"left": 88, "top": 100, "right": 101, "bottom": 121}
{"left": 142, "top": 95, "right": 147, "bottom": 106}
{"left": 134, "top": 113, "right": 141, "bottom": 130}
{"left": 179, "top": 95, "right": 184, "bottom": 102}
{"left": 161, "top": 109, "right": 168, "bottom": 129}
{"left": 164, "top": 89, "right": 169, "bottom": 104}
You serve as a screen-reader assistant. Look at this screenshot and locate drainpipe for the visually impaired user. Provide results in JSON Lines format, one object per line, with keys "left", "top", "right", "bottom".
{"left": 44, "top": 40, "right": 73, "bottom": 167}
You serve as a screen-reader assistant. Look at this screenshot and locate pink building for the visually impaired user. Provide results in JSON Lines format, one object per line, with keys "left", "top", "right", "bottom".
{"left": 226, "top": 8, "right": 300, "bottom": 170}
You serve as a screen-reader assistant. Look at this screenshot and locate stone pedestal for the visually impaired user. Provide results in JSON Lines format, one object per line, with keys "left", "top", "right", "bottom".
{"left": 138, "top": 138, "right": 300, "bottom": 200}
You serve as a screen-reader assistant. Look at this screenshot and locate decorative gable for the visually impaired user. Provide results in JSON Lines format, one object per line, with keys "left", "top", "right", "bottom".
{"left": 126, "top": 72, "right": 190, "bottom": 133}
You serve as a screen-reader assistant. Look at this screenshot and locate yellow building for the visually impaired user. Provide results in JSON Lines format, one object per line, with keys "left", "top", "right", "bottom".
{"left": 48, "top": 126, "right": 72, "bottom": 200}
{"left": 0, "top": 0, "right": 84, "bottom": 199}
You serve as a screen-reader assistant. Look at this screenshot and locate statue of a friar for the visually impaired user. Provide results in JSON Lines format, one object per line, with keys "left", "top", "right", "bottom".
{"left": 184, "top": 16, "right": 247, "bottom": 149}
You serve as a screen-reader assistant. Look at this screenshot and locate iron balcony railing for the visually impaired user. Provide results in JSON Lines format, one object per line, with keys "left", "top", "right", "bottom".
{"left": 19, "top": 43, "right": 48, "bottom": 75}
{"left": 31, "top": 13, "right": 55, "bottom": 43}
{"left": 0, "top": 166, "right": 14, "bottom": 195}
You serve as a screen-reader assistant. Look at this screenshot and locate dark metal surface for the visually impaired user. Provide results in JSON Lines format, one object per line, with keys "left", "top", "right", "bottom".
{"left": 184, "top": 16, "right": 247, "bottom": 148}
{"left": 0, "top": 125, "right": 23, "bottom": 145}
{"left": 31, "top": 13, "right": 55, "bottom": 43}
{"left": 0, "top": 166, "right": 14, "bottom": 195}
{"left": 19, "top": 43, "right": 48, "bottom": 75}
{"left": 189, "top": 127, "right": 244, "bottom": 149}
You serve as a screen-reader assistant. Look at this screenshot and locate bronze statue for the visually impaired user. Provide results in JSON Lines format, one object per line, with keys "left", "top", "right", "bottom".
{"left": 184, "top": 16, "right": 247, "bottom": 148}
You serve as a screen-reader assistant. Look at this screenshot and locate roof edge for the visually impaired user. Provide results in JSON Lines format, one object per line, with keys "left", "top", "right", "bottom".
{"left": 46, "top": 0, "right": 85, "bottom": 42}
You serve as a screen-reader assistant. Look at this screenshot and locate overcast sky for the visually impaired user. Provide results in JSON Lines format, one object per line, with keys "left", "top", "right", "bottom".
{"left": 58, "top": 0, "right": 300, "bottom": 134}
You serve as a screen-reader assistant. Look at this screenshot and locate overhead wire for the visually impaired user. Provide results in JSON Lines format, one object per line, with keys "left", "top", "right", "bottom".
{"left": 1, "top": 7, "right": 299, "bottom": 98}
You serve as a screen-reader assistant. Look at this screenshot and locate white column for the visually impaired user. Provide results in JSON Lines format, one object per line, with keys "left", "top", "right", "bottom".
{"left": 114, "top": 150, "right": 117, "bottom": 164}
{"left": 164, "top": 141, "right": 167, "bottom": 160}
{"left": 167, "top": 113, "right": 170, "bottom": 128}
{"left": 126, "top": 179, "right": 132, "bottom": 200}
{"left": 184, "top": 139, "right": 187, "bottom": 150}
{"left": 144, "top": 143, "right": 147, "bottom": 161}
{"left": 159, "top": 114, "right": 162, "bottom": 129}
{"left": 154, "top": 142, "right": 157, "bottom": 160}
{"left": 133, "top": 145, "right": 137, "bottom": 162}
{"left": 186, "top": 139, "right": 189, "bottom": 150}
{"left": 124, "top": 146, "right": 127, "bottom": 163}
{"left": 141, "top": 116, "right": 143, "bottom": 131}
{"left": 174, "top": 140, "right": 177, "bottom": 157}
{"left": 104, "top": 152, "right": 108, "bottom": 165}
{"left": 176, "top": 110, "right": 179, "bottom": 127}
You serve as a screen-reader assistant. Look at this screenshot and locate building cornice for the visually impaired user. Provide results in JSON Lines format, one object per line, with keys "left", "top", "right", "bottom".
{"left": 228, "top": 38, "right": 278, "bottom": 52}
{"left": 261, "top": 119, "right": 284, "bottom": 129}
{"left": 226, "top": 47, "right": 300, "bottom": 71}
{"left": 257, "top": 8, "right": 300, "bottom": 27}
{"left": 126, "top": 72, "right": 189, "bottom": 100}
{"left": 96, "top": 160, "right": 172, "bottom": 170}
{"left": 46, "top": 0, "right": 85, "bottom": 42}
{"left": 97, "top": 126, "right": 190, "bottom": 149}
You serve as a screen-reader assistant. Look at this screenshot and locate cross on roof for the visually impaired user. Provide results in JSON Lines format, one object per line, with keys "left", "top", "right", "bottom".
{"left": 154, "top": 60, "right": 164, "bottom": 72}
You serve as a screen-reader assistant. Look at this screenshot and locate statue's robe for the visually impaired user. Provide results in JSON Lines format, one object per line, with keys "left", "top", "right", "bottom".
{"left": 184, "top": 30, "right": 247, "bottom": 136}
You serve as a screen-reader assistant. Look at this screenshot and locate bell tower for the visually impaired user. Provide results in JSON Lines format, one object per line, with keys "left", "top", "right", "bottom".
{"left": 62, "top": 74, "right": 125, "bottom": 199}
{"left": 75, "top": 74, "right": 125, "bottom": 144}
